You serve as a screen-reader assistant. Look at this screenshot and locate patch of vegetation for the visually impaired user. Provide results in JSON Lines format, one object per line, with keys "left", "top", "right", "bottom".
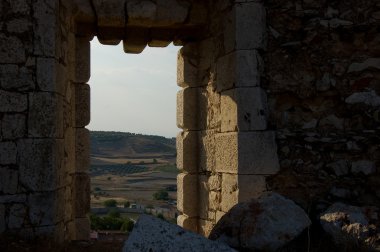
{"left": 123, "top": 201, "right": 130, "bottom": 208}
{"left": 89, "top": 212, "right": 134, "bottom": 232}
{"left": 103, "top": 199, "right": 117, "bottom": 208}
{"left": 153, "top": 189, "right": 169, "bottom": 201}
{"left": 90, "top": 164, "right": 149, "bottom": 176}
{"left": 154, "top": 164, "right": 178, "bottom": 173}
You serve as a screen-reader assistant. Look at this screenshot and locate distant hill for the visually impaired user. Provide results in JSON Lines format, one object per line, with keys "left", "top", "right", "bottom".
{"left": 90, "top": 131, "right": 176, "bottom": 157}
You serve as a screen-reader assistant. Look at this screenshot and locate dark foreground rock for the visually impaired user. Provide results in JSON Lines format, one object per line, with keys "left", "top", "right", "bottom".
{"left": 320, "top": 202, "right": 380, "bottom": 250}
{"left": 123, "top": 214, "right": 236, "bottom": 252}
{"left": 209, "top": 192, "right": 311, "bottom": 251}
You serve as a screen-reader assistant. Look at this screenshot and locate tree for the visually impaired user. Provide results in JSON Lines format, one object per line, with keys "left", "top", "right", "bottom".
{"left": 123, "top": 201, "right": 130, "bottom": 208}
{"left": 108, "top": 209, "right": 120, "bottom": 218}
{"left": 153, "top": 189, "right": 169, "bottom": 201}
{"left": 157, "top": 213, "right": 165, "bottom": 220}
{"left": 103, "top": 199, "right": 117, "bottom": 207}
{"left": 120, "top": 219, "right": 134, "bottom": 232}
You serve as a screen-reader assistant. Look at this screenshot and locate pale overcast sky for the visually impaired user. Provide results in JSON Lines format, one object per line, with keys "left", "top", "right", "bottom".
{"left": 88, "top": 39, "right": 180, "bottom": 138}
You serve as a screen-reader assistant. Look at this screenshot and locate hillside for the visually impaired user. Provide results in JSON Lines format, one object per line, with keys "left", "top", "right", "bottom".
{"left": 90, "top": 131, "right": 176, "bottom": 157}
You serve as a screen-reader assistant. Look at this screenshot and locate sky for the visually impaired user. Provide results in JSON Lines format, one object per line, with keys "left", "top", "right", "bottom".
{"left": 88, "top": 39, "right": 181, "bottom": 138}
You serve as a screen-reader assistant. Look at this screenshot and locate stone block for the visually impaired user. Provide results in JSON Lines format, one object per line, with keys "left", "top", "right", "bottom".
{"left": 198, "top": 175, "right": 209, "bottom": 219}
{"left": 224, "top": 2, "right": 267, "bottom": 53}
{"left": 155, "top": 0, "right": 190, "bottom": 26}
{"left": 177, "top": 214, "right": 198, "bottom": 233}
{"left": 177, "top": 47, "right": 199, "bottom": 87}
{"left": 177, "top": 87, "right": 199, "bottom": 130}
{"left": 68, "top": 218, "right": 90, "bottom": 240}
{"left": 97, "top": 27, "right": 123, "bottom": 45}
{"left": 0, "top": 194, "right": 27, "bottom": 204}
{"left": 126, "top": 0, "right": 156, "bottom": 26}
{"left": 8, "top": 204, "right": 26, "bottom": 229}
{"left": 0, "top": 65, "right": 34, "bottom": 90}
{"left": 75, "top": 128, "right": 90, "bottom": 173}
{"left": 216, "top": 211, "right": 225, "bottom": 223}
{"left": 28, "top": 192, "right": 55, "bottom": 226}
{"left": 65, "top": 128, "right": 76, "bottom": 174}
{"left": 216, "top": 50, "right": 263, "bottom": 91}
{"left": 73, "top": 173, "right": 90, "bottom": 218}
{"left": 0, "top": 34, "right": 26, "bottom": 63}
{"left": 208, "top": 174, "right": 222, "bottom": 191}
{"left": 0, "top": 142, "right": 17, "bottom": 164}
{"left": 37, "top": 57, "right": 64, "bottom": 94}
{"left": 199, "top": 130, "right": 217, "bottom": 172}
{"left": 123, "top": 27, "right": 149, "bottom": 54}
{"left": 93, "top": 0, "right": 126, "bottom": 27}
{"left": 75, "top": 83, "right": 90, "bottom": 127}
{"left": 199, "top": 86, "right": 221, "bottom": 130}
{"left": 28, "top": 93, "right": 63, "bottom": 138}
{"left": 0, "top": 90, "right": 27, "bottom": 112}
{"left": 198, "top": 219, "right": 214, "bottom": 237}
{"left": 9, "top": 0, "right": 30, "bottom": 15}
{"left": 215, "top": 132, "right": 280, "bottom": 175}
{"left": 221, "top": 87, "right": 268, "bottom": 132}
{"left": 33, "top": 0, "right": 56, "bottom": 56}
{"left": 209, "top": 191, "right": 220, "bottom": 211}
{"left": 177, "top": 173, "right": 198, "bottom": 217}
{"left": 2, "top": 114, "right": 26, "bottom": 140}
{"left": 220, "top": 174, "right": 238, "bottom": 212}
{"left": 0, "top": 204, "right": 4, "bottom": 233}
{"left": 18, "top": 139, "right": 63, "bottom": 191}
{"left": 74, "top": 37, "right": 90, "bottom": 83}
{"left": 6, "top": 18, "right": 31, "bottom": 33}
{"left": 237, "top": 175, "right": 267, "bottom": 201}
{"left": 0, "top": 167, "right": 18, "bottom": 194}
{"left": 176, "top": 131, "right": 198, "bottom": 173}
{"left": 72, "top": 0, "right": 96, "bottom": 24}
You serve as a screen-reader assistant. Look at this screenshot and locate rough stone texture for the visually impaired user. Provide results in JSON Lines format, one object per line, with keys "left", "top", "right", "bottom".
{"left": 177, "top": 87, "right": 199, "bottom": 130}
{"left": 0, "top": 167, "right": 18, "bottom": 194}
{"left": 320, "top": 203, "right": 380, "bottom": 250}
{"left": 2, "top": 114, "right": 26, "bottom": 139}
{"left": 176, "top": 131, "right": 198, "bottom": 173}
{"left": 221, "top": 87, "right": 268, "bottom": 132}
{"left": 177, "top": 173, "right": 198, "bottom": 217}
{"left": 177, "top": 214, "right": 198, "bottom": 233}
{"left": 0, "top": 142, "right": 17, "bottom": 165}
{"left": 210, "top": 193, "right": 311, "bottom": 251}
{"left": 0, "top": 91, "right": 27, "bottom": 112}
{"left": 215, "top": 132, "right": 280, "bottom": 174}
{"left": 123, "top": 215, "right": 236, "bottom": 252}
{"left": 75, "top": 83, "right": 90, "bottom": 127}
{"left": 0, "top": 204, "right": 5, "bottom": 233}
{"left": 28, "top": 192, "right": 55, "bottom": 226}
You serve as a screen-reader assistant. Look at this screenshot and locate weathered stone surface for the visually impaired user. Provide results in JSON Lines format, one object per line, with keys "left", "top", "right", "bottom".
{"left": 176, "top": 131, "right": 198, "bottom": 173}
{"left": 0, "top": 34, "right": 26, "bottom": 63}
{"left": 6, "top": 18, "right": 31, "bottom": 33}
{"left": 74, "top": 38, "right": 90, "bottom": 83}
{"left": 18, "top": 139, "right": 62, "bottom": 191}
{"left": 221, "top": 87, "right": 268, "bottom": 132}
{"left": 73, "top": 173, "right": 90, "bottom": 218}
{"left": 93, "top": 0, "right": 126, "bottom": 27}
{"left": 75, "top": 83, "right": 90, "bottom": 127}
{"left": 28, "top": 93, "right": 63, "bottom": 138}
{"left": 33, "top": 0, "right": 56, "bottom": 56}
{"left": 351, "top": 160, "right": 376, "bottom": 175}
{"left": 156, "top": 0, "right": 190, "bottom": 26}
{"left": 37, "top": 57, "right": 63, "bottom": 94}
{"left": 0, "top": 204, "right": 5, "bottom": 233}
{"left": 177, "top": 87, "right": 199, "bottom": 130}
{"left": 0, "top": 142, "right": 17, "bottom": 165}
{"left": 217, "top": 50, "right": 263, "bottom": 91}
{"left": 177, "top": 173, "right": 198, "bottom": 217}
{"left": 126, "top": 0, "right": 157, "bottom": 26}
{"left": 177, "top": 214, "right": 197, "bottom": 232}
{"left": 177, "top": 47, "right": 199, "bottom": 87}
{"left": 0, "top": 91, "right": 27, "bottom": 112}
{"left": 2, "top": 114, "right": 26, "bottom": 140}
{"left": 215, "top": 132, "right": 280, "bottom": 174}
{"left": 0, "top": 65, "right": 34, "bottom": 91}
{"left": 0, "top": 194, "right": 27, "bottom": 204}
{"left": 345, "top": 90, "right": 380, "bottom": 107}
{"left": 224, "top": 2, "right": 267, "bottom": 53}
{"left": 0, "top": 167, "right": 18, "bottom": 194}
{"left": 326, "top": 160, "right": 349, "bottom": 176}
{"left": 123, "top": 215, "right": 236, "bottom": 252}
{"left": 72, "top": 0, "right": 96, "bottom": 24}
{"left": 210, "top": 193, "right": 311, "bottom": 251}
{"left": 347, "top": 58, "right": 380, "bottom": 73}
{"left": 199, "top": 130, "right": 217, "bottom": 172}
{"left": 29, "top": 192, "right": 55, "bottom": 226}
{"left": 320, "top": 203, "right": 380, "bottom": 250}
{"left": 68, "top": 218, "right": 90, "bottom": 240}
{"left": 75, "top": 128, "right": 90, "bottom": 173}
{"left": 8, "top": 204, "right": 26, "bottom": 229}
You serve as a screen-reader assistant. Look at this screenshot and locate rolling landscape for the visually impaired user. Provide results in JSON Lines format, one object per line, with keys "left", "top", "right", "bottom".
{"left": 90, "top": 131, "right": 178, "bottom": 221}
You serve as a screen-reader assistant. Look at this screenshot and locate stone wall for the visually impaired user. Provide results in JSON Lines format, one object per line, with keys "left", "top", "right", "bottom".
{"left": 0, "top": 0, "right": 378, "bottom": 243}
{"left": 264, "top": 0, "right": 380, "bottom": 223}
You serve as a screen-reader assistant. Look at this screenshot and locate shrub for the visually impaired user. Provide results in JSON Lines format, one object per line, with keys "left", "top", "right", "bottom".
{"left": 103, "top": 199, "right": 117, "bottom": 208}
{"left": 153, "top": 190, "right": 169, "bottom": 201}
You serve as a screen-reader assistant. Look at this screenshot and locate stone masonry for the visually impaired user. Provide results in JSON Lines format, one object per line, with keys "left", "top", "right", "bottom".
{"left": 0, "top": 0, "right": 379, "bottom": 243}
